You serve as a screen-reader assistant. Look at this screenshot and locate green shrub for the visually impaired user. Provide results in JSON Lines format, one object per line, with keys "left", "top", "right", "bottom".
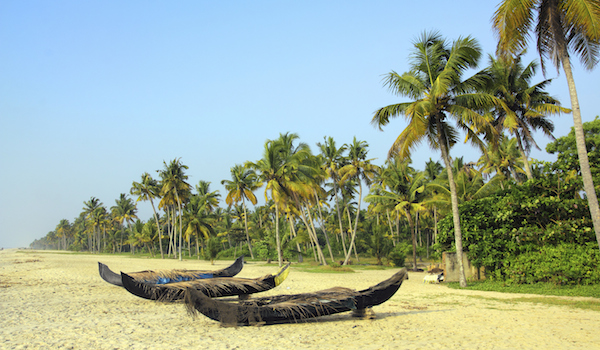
{"left": 502, "top": 243, "right": 600, "bottom": 285}
{"left": 388, "top": 245, "right": 407, "bottom": 267}
{"left": 203, "top": 237, "right": 221, "bottom": 262}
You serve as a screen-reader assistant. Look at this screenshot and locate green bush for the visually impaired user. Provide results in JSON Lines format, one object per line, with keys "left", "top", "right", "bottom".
{"left": 502, "top": 243, "right": 600, "bottom": 285}
{"left": 388, "top": 245, "right": 407, "bottom": 267}
{"left": 203, "top": 237, "right": 221, "bottom": 262}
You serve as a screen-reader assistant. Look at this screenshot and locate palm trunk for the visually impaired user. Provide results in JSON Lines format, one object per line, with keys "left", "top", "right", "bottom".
{"left": 405, "top": 209, "right": 418, "bottom": 271}
{"left": 289, "top": 216, "right": 303, "bottom": 263}
{"left": 313, "top": 192, "right": 335, "bottom": 263}
{"left": 333, "top": 182, "right": 348, "bottom": 257}
{"left": 440, "top": 134, "right": 467, "bottom": 287}
{"left": 149, "top": 198, "right": 164, "bottom": 259}
{"left": 344, "top": 207, "right": 360, "bottom": 264}
{"left": 515, "top": 131, "right": 533, "bottom": 180}
{"left": 343, "top": 181, "right": 362, "bottom": 265}
{"left": 275, "top": 203, "right": 282, "bottom": 267}
{"left": 242, "top": 198, "right": 254, "bottom": 259}
{"left": 174, "top": 187, "right": 183, "bottom": 261}
{"left": 561, "top": 57, "right": 600, "bottom": 249}
{"left": 386, "top": 210, "right": 396, "bottom": 246}
{"left": 302, "top": 206, "right": 327, "bottom": 265}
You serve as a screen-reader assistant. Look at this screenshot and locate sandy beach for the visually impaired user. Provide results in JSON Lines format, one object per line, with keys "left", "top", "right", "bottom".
{"left": 1, "top": 249, "right": 599, "bottom": 350}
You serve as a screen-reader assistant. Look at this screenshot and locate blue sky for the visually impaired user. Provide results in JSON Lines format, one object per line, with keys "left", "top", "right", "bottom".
{"left": 1, "top": 1, "right": 598, "bottom": 248}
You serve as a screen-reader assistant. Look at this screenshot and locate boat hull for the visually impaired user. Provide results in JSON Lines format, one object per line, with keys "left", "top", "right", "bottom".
{"left": 121, "top": 263, "right": 290, "bottom": 302}
{"left": 98, "top": 256, "right": 244, "bottom": 287}
{"left": 185, "top": 268, "right": 408, "bottom": 325}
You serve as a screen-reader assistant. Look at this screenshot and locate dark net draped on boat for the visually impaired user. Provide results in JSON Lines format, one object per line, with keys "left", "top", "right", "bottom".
{"left": 184, "top": 268, "right": 408, "bottom": 326}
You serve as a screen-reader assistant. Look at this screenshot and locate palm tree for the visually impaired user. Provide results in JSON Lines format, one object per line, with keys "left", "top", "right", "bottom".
{"left": 247, "top": 133, "right": 320, "bottom": 266}
{"left": 372, "top": 32, "right": 498, "bottom": 287}
{"left": 159, "top": 158, "right": 191, "bottom": 261}
{"left": 183, "top": 193, "right": 217, "bottom": 259}
{"left": 83, "top": 197, "right": 103, "bottom": 252}
{"left": 339, "top": 137, "right": 378, "bottom": 266}
{"left": 131, "top": 173, "right": 165, "bottom": 258}
{"left": 221, "top": 164, "right": 261, "bottom": 259}
{"left": 317, "top": 136, "right": 348, "bottom": 258}
{"left": 55, "top": 219, "right": 71, "bottom": 250}
{"left": 479, "top": 53, "right": 569, "bottom": 179}
{"left": 478, "top": 137, "right": 526, "bottom": 187}
{"left": 195, "top": 180, "right": 221, "bottom": 213}
{"left": 366, "top": 158, "right": 426, "bottom": 270}
{"left": 111, "top": 193, "right": 138, "bottom": 253}
{"left": 428, "top": 160, "right": 502, "bottom": 210}
{"left": 493, "top": 0, "right": 600, "bottom": 248}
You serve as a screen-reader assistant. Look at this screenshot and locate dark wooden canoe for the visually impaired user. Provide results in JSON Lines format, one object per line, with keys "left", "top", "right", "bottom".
{"left": 121, "top": 263, "right": 291, "bottom": 302}
{"left": 98, "top": 256, "right": 244, "bottom": 287}
{"left": 184, "top": 268, "right": 408, "bottom": 326}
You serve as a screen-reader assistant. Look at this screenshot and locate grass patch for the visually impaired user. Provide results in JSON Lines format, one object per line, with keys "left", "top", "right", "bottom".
{"left": 293, "top": 261, "right": 355, "bottom": 273}
{"left": 446, "top": 279, "right": 600, "bottom": 298}
{"left": 464, "top": 294, "right": 600, "bottom": 312}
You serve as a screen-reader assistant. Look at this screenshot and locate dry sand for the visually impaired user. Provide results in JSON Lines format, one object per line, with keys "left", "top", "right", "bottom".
{"left": 1, "top": 249, "right": 599, "bottom": 350}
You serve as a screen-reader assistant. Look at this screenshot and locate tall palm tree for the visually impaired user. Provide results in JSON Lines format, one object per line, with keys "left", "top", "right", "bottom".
{"left": 479, "top": 53, "right": 569, "bottom": 179}
{"left": 478, "top": 137, "right": 526, "bottom": 187}
{"left": 339, "top": 137, "right": 378, "bottom": 266}
{"left": 372, "top": 32, "right": 498, "bottom": 287}
{"left": 111, "top": 193, "right": 138, "bottom": 253}
{"left": 159, "top": 158, "right": 191, "bottom": 261}
{"left": 366, "top": 158, "right": 426, "bottom": 270}
{"left": 131, "top": 173, "right": 164, "bottom": 258}
{"left": 247, "top": 133, "right": 319, "bottom": 266}
{"left": 195, "top": 180, "right": 221, "bottom": 213}
{"left": 183, "top": 193, "right": 217, "bottom": 259}
{"left": 493, "top": 0, "right": 600, "bottom": 248}
{"left": 55, "top": 219, "right": 71, "bottom": 250}
{"left": 83, "top": 197, "right": 103, "bottom": 252}
{"left": 317, "top": 136, "right": 348, "bottom": 258}
{"left": 221, "top": 164, "right": 261, "bottom": 259}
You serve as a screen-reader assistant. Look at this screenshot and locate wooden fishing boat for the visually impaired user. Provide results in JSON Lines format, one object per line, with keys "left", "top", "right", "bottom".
{"left": 184, "top": 268, "right": 408, "bottom": 325}
{"left": 121, "top": 263, "right": 290, "bottom": 302}
{"left": 98, "top": 256, "right": 244, "bottom": 287}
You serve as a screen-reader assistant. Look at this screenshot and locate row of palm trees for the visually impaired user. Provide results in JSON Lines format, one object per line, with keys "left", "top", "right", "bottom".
{"left": 39, "top": 129, "right": 540, "bottom": 267}
{"left": 36, "top": 2, "right": 600, "bottom": 290}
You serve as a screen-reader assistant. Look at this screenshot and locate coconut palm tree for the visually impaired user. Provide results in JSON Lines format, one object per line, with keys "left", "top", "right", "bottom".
{"left": 183, "top": 193, "right": 217, "bottom": 259}
{"left": 111, "top": 193, "right": 138, "bottom": 253}
{"left": 131, "top": 173, "right": 164, "bottom": 257}
{"left": 478, "top": 137, "right": 526, "bottom": 187}
{"left": 195, "top": 180, "right": 221, "bottom": 213}
{"left": 247, "top": 133, "right": 319, "bottom": 266}
{"left": 493, "top": 0, "right": 600, "bottom": 248}
{"left": 366, "top": 158, "right": 426, "bottom": 270}
{"left": 339, "top": 137, "right": 378, "bottom": 266}
{"left": 83, "top": 197, "right": 103, "bottom": 253}
{"left": 221, "top": 164, "right": 261, "bottom": 259}
{"left": 372, "top": 32, "right": 498, "bottom": 287}
{"left": 159, "top": 158, "right": 191, "bottom": 261}
{"left": 479, "top": 53, "right": 569, "bottom": 179}
{"left": 55, "top": 219, "right": 71, "bottom": 250}
{"left": 317, "top": 136, "right": 348, "bottom": 258}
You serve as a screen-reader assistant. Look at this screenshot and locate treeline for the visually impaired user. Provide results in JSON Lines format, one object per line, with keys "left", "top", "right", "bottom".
{"left": 33, "top": 118, "right": 599, "bottom": 282}
{"left": 34, "top": 18, "right": 600, "bottom": 286}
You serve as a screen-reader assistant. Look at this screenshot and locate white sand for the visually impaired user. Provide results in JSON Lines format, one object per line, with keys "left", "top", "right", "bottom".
{"left": 1, "top": 249, "right": 599, "bottom": 350}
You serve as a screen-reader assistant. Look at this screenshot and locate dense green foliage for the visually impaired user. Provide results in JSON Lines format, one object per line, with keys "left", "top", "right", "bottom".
{"left": 437, "top": 119, "right": 600, "bottom": 285}
{"left": 546, "top": 115, "right": 600, "bottom": 195}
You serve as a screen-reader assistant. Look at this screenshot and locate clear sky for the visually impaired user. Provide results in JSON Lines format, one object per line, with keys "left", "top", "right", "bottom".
{"left": 1, "top": 1, "right": 598, "bottom": 248}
